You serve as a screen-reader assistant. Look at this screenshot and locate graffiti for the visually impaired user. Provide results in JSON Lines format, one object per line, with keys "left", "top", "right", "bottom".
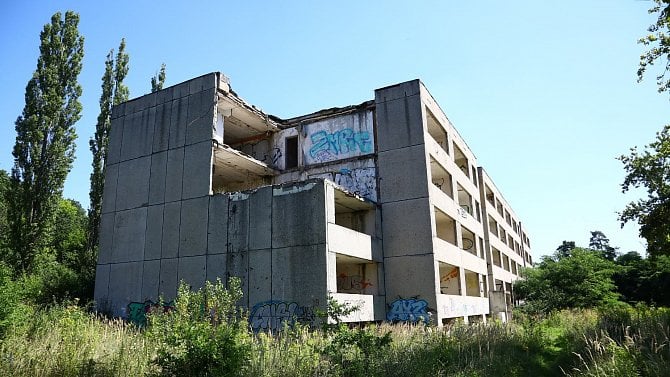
{"left": 128, "top": 300, "right": 174, "bottom": 327}
{"left": 308, "top": 129, "right": 372, "bottom": 162}
{"left": 337, "top": 273, "right": 373, "bottom": 293}
{"left": 249, "top": 301, "right": 315, "bottom": 332}
{"left": 386, "top": 298, "right": 429, "bottom": 324}
{"left": 442, "top": 296, "right": 489, "bottom": 317}
{"left": 270, "top": 147, "right": 282, "bottom": 166}
{"left": 334, "top": 167, "right": 376, "bottom": 201}
{"left": 440, "top": 267, "right": 458, "bottom": 283}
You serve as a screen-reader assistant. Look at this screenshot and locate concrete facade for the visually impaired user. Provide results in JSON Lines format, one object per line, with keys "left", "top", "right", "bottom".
{"left": 94, "top": 72, "right": 532, "bottom": 327}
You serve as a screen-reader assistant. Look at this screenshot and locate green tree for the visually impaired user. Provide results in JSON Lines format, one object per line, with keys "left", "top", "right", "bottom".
{"left": 151, "top": 63, "right": 166, "bottom": 92}
{"left": 88, "top": 39, "right": 129, "bottom": 252}
{"left": 6, "top": 11, "right": 84, "bottom": 273}
{"left": 0, "top": 170, "right": 9, "bottom": 258}
{"left": 638, "top": 0, "right": 670, "bottom": 94}
{"left": 515, "top": 248, "right": 620, "bottom": 314}
{"left": 618, "top": 125, "right": 670, "bottom": 258}
{"left": 555, "top": 240, "right": 575, "bottom": 259}
{"left": 589, "top": 230, "right": 618, "bottom": 261}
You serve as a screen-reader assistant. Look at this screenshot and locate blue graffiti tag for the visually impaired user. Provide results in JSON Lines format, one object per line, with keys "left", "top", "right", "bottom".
{"left": 249, "top": 300, "right": 315, "bottom": 331}
{"left": 309, "top": 129, "right": 372, "bottom": 161}
{"left": 386, "top": 298, "right": 429, "bottom": 324}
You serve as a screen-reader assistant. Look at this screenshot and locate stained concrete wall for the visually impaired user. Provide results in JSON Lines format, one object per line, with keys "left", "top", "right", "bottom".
{"left": 95, "top": 73, "right": 332, "bottom": 324}
{"left": 95, "top": 73, "right": 219, "bottom": 316}
{"left": 374, "top": 80, "right": 439, "bottom": 321}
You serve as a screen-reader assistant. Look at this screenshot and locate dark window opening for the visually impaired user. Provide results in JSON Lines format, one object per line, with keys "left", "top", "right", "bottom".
{"left": 285, "top": 136, "right": 298, "bottom": 169}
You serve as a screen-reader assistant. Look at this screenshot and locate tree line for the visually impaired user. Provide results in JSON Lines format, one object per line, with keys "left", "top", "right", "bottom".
{"left": 0, "top": 11, "right": 166, "bottom": 303}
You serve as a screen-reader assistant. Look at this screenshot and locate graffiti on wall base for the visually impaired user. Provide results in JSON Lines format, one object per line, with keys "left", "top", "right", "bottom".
{"left": 128, "top": 300, "right": 174, "bottom": 327}
{"left": 249, "top": 300, "right": 315, "bottom": 332}
{"left": 387, "top": 298, "right": 429, "bottom": 324}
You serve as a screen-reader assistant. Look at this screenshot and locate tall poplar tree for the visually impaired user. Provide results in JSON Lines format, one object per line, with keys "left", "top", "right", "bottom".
{"left": 6, "top": 11, "right": 84, "bottom": 272}
{"left": 88, "top": 39, "right": 129, "bottom": 251}
{"left": 151, "top": 63, "right": 166, "bottom": 92}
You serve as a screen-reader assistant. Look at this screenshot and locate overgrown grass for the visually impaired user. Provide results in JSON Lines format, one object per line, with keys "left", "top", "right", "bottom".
{"left": 1, "top": 299, "right": 669, "bottom": 376}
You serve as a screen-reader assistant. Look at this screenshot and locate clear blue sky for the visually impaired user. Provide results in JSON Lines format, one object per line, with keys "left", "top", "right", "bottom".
{"left": 1, "top": 1, "right": 669, "bottom": 259}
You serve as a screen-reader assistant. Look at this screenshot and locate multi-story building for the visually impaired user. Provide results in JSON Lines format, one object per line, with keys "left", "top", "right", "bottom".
{"left": 94, "top": 72, "right": 532, "bottom": 329}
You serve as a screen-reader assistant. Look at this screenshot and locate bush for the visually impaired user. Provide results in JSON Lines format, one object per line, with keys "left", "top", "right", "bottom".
{"left": 147, "top": 278, "right": 251, "bottom": 377}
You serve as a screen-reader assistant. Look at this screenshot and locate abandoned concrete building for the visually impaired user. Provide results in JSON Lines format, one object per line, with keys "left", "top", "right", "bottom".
{"left": 93, "top": 72, "right": 533, "bottom": 329}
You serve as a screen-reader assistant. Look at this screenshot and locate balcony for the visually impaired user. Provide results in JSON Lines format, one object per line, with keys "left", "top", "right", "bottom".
{"left": 331, "top": 293, "right": 384, "bottom": 322}
{"left": 438, "top": 294, "right": 489, "bottom": 318}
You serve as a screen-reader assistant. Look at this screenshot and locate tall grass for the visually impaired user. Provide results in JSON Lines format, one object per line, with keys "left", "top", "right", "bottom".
{"left": 1, "top": 304, "right": 669, "bottom": 376}
{"left": 0, "top": 304, "right": 156, "bottom": 376}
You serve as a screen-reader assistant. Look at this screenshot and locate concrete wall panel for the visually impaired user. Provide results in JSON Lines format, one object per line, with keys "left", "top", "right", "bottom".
{"left": 153, "top": 102, "right": 171, "bottom": 153}
{"left": 271, "top": 244, "right": 327, "bottom": 305}
{"left": 226, "top": 251, "right": 249, "bottom": 304}
{"left": 165, "top": 147, "right": 184, "bottom": 202}
{"left": 179, "top": 196, "right": 209, "bottom": 257}
{"left": 248, "top": 249, "right": 272, "bottom": 307}
{"left": 111, "top": 207, "right": 147, "bottom": 263}
{"left": 159, "top": 258, "right": 178, "bottom": 301}
{"left": 98, "top": 212, "right": 115, "bottom": 264}
{"left": 249, "top": 187, "right": 272, "bottom": 250}
{"left": 182, "top": 141, "right": 212, "bottom": 200}
{"left": 374, "top": 94, "right": 424, "bottom": 153}
{"left": 186, "top": 88, "right": 216, "bottom": 145}
{"left": 384, "top": 254, "right": 438, "bottom": 310}
{"left": 148, "top": 151, "right": 167, "bottom": 205}
{"left": 207, "top": 195, "right": 229, "bottom": 254}
{"left": 155, "top": 86, "right": 173, "bottom": 106}
{"left": 228, "top": 196, "right": 249, "bottom": 253}
{"left": 381, "top": 199, "right": 433, "bottom": 258}
{"left": 206, "top": 253, "right": 227, "bottom": 283}
{"left": 115, "top": 156, "right": 151, "bottom": 210}
{"left": 101, "top": 163, "right": 119, "bottom": 214}
{"left": 169, "top": 97, "right": 188, "bottom": 149}
{"left": 144, "top": 204, "right": 164, "bottom": 260}
{"left": 107, "top": 116, "right": 124, "bottom": 165}
{"left": 172, "top": 81, "right": 190, "bottom": 100}
{"left": 141, "top": 259, "right": 160, "bottom": 301}
{"left": 109, "top": 261, "right": 143, "bottom": 317}
{"left": 93, "top": 264, "right": 110, "bottom": 311}
{"left": 374, "top": 80, "right": 421, "bottom": 103}
{"left": 377, "top": 144, "right": 428, "bottom": 203}
{"left": 152, "top": 103, "right": 172, "bottom": 153}
{"left": 188, "top": 73, "right": 216, "bottom": 95}
{"left": 121, "top": 109, "right": 154, "bottom": 161}
{"left": 161, "top": 201, "right": 181, "bottom": 258}
{"left": 178, "top": 255, "right": 207, "bottom": 290}
{"left": 272, "top": 182, "right": 326, "bottom": 248}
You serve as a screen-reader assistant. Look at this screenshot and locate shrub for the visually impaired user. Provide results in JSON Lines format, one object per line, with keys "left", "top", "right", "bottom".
{"left": 147, "top": 278, "right": 251, "bottom": 377}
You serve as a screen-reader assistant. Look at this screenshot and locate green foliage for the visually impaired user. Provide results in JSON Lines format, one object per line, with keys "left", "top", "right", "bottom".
{"left": 0, "top": 304, "right": 156, "bottom": 376}
{"left": 146, "top": 278, "right": 251, "bottom": 376}
{"left": 88, "top": 38, "right": 129, "bottom": 253}
{"left": 322, "top": 324, "right": 392, "bottom": 376}
{"left": 0, "top": 264, "right": 34, "bottom": 338}
{"left": 0, "top": 304, "right": 669, "bottom": 376}
{"left": 638, "top": 0, "right": 670, "bottom": 94}
{"left": 615, "top": 252, "right": 670, "bottom": 307}
{"left": 619, "top": 125, "right": 670, "bottom": 258}
{"left": 6, "top": 11, "right": 84, "bottom": 273}
{"left": 589, "top": 230, "right": 618, "bottom": 261}
{"left": 151, "top": 63, "right": 166, "bottom": 92}
{"left": 515, "top": 248, "right": 621, "bottom": 314}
